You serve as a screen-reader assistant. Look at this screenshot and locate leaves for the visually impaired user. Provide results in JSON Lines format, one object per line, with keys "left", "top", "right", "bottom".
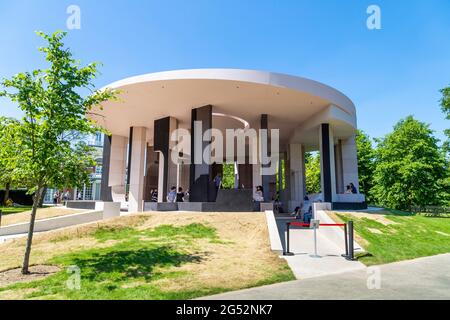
{"left": 0, "top": 31, "right": 117, "bottom": 192}
{"left": 356, "top": 130, "right": 376, "bottom": 203}
{"left": 371, "top": 116, "right": 448, "bottom": 210}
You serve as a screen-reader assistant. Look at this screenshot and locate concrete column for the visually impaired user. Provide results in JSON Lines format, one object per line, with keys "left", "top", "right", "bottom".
{"left": 128, "top": 127, "right": 147, "bottom": 213}
{"left": 341, "top": 134, "right": 360, "bottom": 192}
{"left": 100, "top": 134, "right": 113, "bottom": 201}
{"left": 252, "top": 162, "right": 262, "bottom": 193}
{"left": 288, "top": 144, "right": 305, "bottom": 211}
{"left": 108, "top": 135, "right": 128, "bottom": 189}
{"left": 319, "top": 124, "right": 337, "bottom": 203}
{"left": 335, "top": 140, "right": 344, "bottom": 194}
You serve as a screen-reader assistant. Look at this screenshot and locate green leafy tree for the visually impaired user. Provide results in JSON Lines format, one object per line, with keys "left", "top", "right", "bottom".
{"left": 356, "top": 130, "right": 376, "bottom": 203}
{"left": 221, "top": 164, "right": 235, "bottom": 189}
{"left": 0, "top": 31, "right": 116, "bottom": 274}
{"left": 305, "top": 152, "right": 321, "bottom": 194}
{"left": 440, "top": 85, "right": 450, "bottom": 152}
{"left": 371, "top": 116, "right": 447, "bottom": 210}
{"left": 0, "top": 117, "right": 22, "bottom": 205}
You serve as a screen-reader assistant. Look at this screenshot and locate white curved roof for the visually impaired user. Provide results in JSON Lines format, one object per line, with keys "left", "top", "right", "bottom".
{"left": 92, "top": 68, "right": 357, "bottom": 144}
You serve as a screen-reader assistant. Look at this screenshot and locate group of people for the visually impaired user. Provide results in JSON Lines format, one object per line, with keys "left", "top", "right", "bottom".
{"left": 52, "top": 190, "right": 72, "bottom": 205}
{"left": 291, "top": 196, "right": 313, "bottom": 223}
{"left": 150, "top": 187, "right": 189, "bottom": 203}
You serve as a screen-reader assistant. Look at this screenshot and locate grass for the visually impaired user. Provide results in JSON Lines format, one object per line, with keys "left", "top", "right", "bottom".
{"left": 0, "top": 206, "right": 89, "bottom": 226}
{"left": 333, "top": 209, "right": 450, "bottom": 266}
{"left": 0, "top": 213, "right": 294, "bottom": 300}
{"left": 0, "top": 206, "right": 33, "bottom": 215}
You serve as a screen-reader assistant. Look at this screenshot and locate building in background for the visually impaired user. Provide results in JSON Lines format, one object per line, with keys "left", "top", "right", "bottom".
{"left": 43, "top": 132, "right": 104, "bottom": 204}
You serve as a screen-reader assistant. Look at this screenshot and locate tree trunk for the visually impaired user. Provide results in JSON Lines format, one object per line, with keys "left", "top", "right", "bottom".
{"left": 21, "top": 185, "right": 44, "bottom": 275}
{"left": 38, "top": 187, "right": 47, "bottom": 208}
{"left": 3, "top": 181, "right": 11, "bottom": 205}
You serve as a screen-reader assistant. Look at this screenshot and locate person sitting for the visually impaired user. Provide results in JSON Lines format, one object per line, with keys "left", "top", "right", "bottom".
{"left": 253, "top": 186, "right": 264, "bottom": 202}
{"left": 151, "top": 189, "right": 158, "bottom": 202}
{"left": 345, "top": 185, "right": 352, "bottom": 194}
{"left": 176, "top": 187, "right": 185, "bottom": 202}
{"left": 303, "top": 207, "right": 313, "bottom": 224}
{"left": 291, "top": 206, "right": 302, "bottom": 220}
{"left": 350, "top": 183, "right": 358, "bottom": 194}
{"left": 167, "top": 186, "right": 177, "bottom": 203}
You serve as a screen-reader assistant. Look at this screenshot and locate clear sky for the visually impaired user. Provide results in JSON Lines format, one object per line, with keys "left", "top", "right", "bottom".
{"left": 0, "top": 0, "right": 449, "bottom": 142}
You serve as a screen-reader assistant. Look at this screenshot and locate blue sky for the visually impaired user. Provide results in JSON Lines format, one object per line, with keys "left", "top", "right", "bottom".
{"left": 0, "top": 0, "right": 449, "bottom": 142}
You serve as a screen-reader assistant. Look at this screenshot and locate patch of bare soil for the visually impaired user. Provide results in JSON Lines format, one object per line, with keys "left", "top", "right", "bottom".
{"left": 330, "top": 210, "right": 398, "bottom": 226}
{"left": 0, "top": 265, "right": 60, "bottom": 288}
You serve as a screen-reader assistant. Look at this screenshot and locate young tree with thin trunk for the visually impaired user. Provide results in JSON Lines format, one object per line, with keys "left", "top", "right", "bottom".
{"left": 0, "top": 31, "right": 116, "bottom": 274}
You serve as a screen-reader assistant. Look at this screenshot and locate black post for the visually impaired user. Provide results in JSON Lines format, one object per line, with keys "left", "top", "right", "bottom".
{"left": 283, "top": 222, "right": 294, "bottom": 256}
{"left": 0, "top": 209, "right": 2, "bottom": 228}
{"left": 346, "top": 221, "right": 355, "bottom": 261}
{"left": 342, "top": 223, "right": 349, "bottom": 258}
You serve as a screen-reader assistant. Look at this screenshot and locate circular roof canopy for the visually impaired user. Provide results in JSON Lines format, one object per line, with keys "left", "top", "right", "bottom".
{"left": 91, "top": 69, "right": 356, "bottom": 144}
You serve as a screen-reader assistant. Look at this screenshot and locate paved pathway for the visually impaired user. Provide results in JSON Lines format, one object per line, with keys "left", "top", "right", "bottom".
{"left": 201, "top": 253, "right": 450, "bottom": 300}
{"left": 276, "top": 216, "right": 366, "bottom": 279}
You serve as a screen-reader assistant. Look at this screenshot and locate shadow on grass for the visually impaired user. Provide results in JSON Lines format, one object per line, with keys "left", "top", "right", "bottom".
{"left": 68, "top": 246, "right": 203, "bottom": 281}
{"left": 355, "top": 252, "right": 374, "bottom": 260}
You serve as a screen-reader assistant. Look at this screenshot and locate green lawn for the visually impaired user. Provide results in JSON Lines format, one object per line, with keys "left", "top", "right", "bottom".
{"left": 337, "top": 210, "right": 450, "bottom": 266}
{"left": 0, "top": 213, "right": 294, "bottom": 300}
{"left": 0, "top": 206, "right": 33, "bottom": 215}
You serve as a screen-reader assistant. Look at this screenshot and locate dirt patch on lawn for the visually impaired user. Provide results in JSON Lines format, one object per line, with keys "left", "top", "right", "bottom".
{"left": 0, "top": 265, "right": 60, "bottom": 288}
{"left": 326, "top": 211, "right": 369, "bottom": 248}
{"left": 330, "top": 211, "right": 398, "bottom": 226}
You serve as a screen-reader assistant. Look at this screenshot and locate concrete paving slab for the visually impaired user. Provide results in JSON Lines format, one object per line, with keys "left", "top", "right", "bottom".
{"left": 200, "top": 253, "right": 450, "bottom": 300}
{"left": 277, "top": 216, "right": 366, "bottom": 279}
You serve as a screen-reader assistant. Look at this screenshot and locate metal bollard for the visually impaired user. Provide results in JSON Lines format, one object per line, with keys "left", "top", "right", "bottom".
{"left": 346, "top": 221, "right": 355, "bottom": 261}
{"left": 283, "top": 222, "right": 294, "bottom": 256}
{"left": 342, "top": 223, "right": 349, "bottom": 258}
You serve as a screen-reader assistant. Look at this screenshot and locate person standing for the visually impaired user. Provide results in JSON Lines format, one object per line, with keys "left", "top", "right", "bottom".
{"left": 53, "top": 191, "right": 60, "bottom": 206}
{"left": 167, "top": 186, "right": 177, "bottom": 203}
{"left": 213, "top": 173, "right": 222, "bottom": 190}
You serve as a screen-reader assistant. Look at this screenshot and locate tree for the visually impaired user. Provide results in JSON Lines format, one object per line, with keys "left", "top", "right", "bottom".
{"left": 305, "top": 152, "right": 321, "bottom": 194}
{"left": 371, "top": 116, "right": 447, "bottom": 211}
{"left": 440, "top": 85, "right": 450, "bottom": 153}
{"left": 355, "top": 130, "right": 376, "bottom": 203}
{"left": 0, "top": 31, "right": 116, "bottom": 274}
{"left": 0, "top": 117, "right": 22, "bottom": 205}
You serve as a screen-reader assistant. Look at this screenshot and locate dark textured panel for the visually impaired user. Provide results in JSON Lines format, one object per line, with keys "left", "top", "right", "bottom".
{"left": 190, "top": 105, "right": 213, "bottom": 202}
{"left": 126, "top": 127, "right": 133, "bottom": 186}
{"left": 332, "top": 202, "right": 368, "bottom": 210}
{"left": 66, "top": 201, "right": 97, "bottom": 210}
{"left": 261, "top": 114, "right": 271, "bottom": 201}
{"left": 100, "top": 134, "right": 113, "bottom": 201}
{"left": 321, "top": 124, "right": 332, "bottom": 203}
{"left": 154, "top": 117, "right": 171, "bottom": 201}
